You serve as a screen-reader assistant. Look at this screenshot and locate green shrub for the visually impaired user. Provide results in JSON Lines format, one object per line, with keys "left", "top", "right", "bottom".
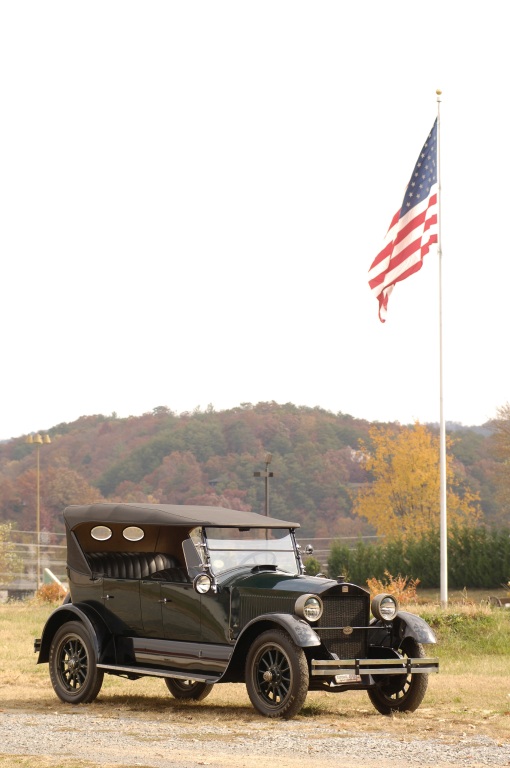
{"left": 328, "top": 525, "right": 510, "bottom": 589}
{"left": 303, "top": 556, "right": 322, "bottom": 576}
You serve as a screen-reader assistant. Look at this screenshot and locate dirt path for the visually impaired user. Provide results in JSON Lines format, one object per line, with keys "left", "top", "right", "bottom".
{"left": 2, "top": 672, "right": 510, "bottom": 768}
{"left": 1, "top": 706, "right": 509, "bottom": 768}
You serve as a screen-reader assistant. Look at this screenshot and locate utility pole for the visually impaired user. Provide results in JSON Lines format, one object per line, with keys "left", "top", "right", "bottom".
{"left": 253, "top": 452, "right": 273, "bottom": 516}
{"left": 26, "top": 433, "right": 51, "bottom": 589}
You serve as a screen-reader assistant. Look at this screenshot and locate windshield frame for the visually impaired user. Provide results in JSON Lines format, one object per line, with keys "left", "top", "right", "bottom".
{"left": 201, "top": 526, "right": 302, "bottom": 577}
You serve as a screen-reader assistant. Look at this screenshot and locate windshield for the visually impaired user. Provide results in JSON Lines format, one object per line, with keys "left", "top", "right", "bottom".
{"left": 204, "top": 527, "right": 299, "bottom": 576}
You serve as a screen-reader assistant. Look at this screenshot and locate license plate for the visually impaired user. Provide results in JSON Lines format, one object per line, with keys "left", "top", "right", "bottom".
{"left": 334, "top": 673, "right": 361, "bottom": 684}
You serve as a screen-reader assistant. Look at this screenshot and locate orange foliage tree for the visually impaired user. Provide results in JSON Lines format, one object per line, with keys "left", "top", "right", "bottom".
{"left": 4, "top": 465, "right": 103, "bottom": 532}
{"left": 143, "top": 451, "right": 206, "bottom": 504}
{"left": 352, "top": 422, "right": 481, "bottom": 538}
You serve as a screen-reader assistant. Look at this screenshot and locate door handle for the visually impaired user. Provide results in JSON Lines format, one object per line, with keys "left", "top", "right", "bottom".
{"left": 158, "top": 597, "right": 171, "bottom": 604}
{"left": 101, "top": 594, "right": 114, "bottom": 600}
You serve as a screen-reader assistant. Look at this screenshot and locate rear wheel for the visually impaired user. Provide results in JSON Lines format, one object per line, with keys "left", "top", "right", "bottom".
{"left": 368, "top": 639, "right": 429, "bottom": 714}
{"left": 245, "top": 629, "right": 309, "bottom": 719}
{"left": 164, "top": 678, "right": 214, "bottom": 701}
{"left": 49, "top": 621, "right": 104, "bottom": 704}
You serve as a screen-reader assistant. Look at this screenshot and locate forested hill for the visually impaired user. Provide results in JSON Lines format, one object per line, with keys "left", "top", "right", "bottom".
{"left": 0, "top": 402, "right": 498, "bottom": 538}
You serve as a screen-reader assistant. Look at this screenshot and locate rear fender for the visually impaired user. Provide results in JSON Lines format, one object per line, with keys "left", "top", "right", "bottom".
{"left": 36, "top": 603, "right": 109, "bottom": 664}
{"left": 238, "top": 613, "right": 321, "bottom": 648}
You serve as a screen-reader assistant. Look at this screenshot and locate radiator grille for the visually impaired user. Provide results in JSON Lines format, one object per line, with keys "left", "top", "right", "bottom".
{"left": 316, "top": 594, "right": 370, "bottom": 659}
{"left": 237, "top": 590, "right": 371, "bottom": 660}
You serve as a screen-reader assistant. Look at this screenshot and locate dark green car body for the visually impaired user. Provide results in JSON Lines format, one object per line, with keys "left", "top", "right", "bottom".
{"left": 36, "top": 503, "right": 438, "bottom": 718}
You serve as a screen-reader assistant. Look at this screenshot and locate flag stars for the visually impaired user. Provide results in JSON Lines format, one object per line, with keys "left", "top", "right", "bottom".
{"left": 397, "top": 120, "right": 438, "bottom": 215}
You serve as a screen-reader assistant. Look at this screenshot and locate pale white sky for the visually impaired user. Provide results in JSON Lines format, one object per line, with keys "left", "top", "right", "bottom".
{"left": 1, "top": 1, "right": 508, "bottom": 441}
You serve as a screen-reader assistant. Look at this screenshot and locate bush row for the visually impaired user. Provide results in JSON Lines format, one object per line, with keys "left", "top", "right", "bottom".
{"left": 327, "top": 525, "right": 510, "bottom": 589}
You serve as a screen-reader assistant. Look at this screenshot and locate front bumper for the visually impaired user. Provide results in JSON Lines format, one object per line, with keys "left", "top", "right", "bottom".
{"left": 311, "top": 657, "right": 439, "bottom": 677}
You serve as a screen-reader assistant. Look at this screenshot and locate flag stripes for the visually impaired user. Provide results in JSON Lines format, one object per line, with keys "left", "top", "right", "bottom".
{"left": 369, "top": 120, "right": 438, "bottom": 322}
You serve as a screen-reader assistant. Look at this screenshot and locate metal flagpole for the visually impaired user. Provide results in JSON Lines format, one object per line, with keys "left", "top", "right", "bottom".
{"left": 436, "top": 89, "right": 448, "bottom": 606}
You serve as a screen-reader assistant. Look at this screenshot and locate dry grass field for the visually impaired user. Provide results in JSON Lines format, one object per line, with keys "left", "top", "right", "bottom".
{"left": 1, "top": 593, "right": 510, "bottom": 767}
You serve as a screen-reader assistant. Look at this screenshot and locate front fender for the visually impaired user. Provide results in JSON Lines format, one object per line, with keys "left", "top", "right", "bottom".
{"left": 36, "top": 603, "right": 109, "bottom": 664}
{"left": 395, "top": 610, "right": 437, "bottom": 644}
{"left": 239, "top": 613, "right": 321, "bottom": 648}
{"left": 370, "top": 610, "right": 437, "bottom": 646}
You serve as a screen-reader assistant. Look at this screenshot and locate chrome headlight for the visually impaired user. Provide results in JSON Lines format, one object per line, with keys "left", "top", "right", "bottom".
{"left": 295, "top": 594, "right": 323, "bottom": 622}
{"left": 194, "top": 573, "right": 212, "bottom": 594}
{"left": 371, "top": 593, "right": 399, "bottom": 621}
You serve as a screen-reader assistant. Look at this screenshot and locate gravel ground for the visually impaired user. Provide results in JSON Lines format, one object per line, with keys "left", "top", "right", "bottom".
{"left": 1, "top": 710, "right": 510, "bottom": 768}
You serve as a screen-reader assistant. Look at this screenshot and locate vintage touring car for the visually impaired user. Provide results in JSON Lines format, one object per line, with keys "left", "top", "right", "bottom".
{"left": 35, "top": 503, "right": 438, "bottom": 718}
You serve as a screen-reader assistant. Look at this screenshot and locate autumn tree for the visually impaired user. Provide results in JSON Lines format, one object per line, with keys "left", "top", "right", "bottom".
{"left": 4, "top": 465, "right": 103, "bottom": 533}
{"left": 143, "top": 451, "right": 206, "bottom": 504}
{"left": 352, "top": 422, "right": 481, "bottom": 538}
{"left": 0, "top": 403, "right": 494, "bottom": 539}
{"left": 186, "top": 488, "right": 252, "bottom": 511}
{"left": 42, "top": 465, "right": 104, "bottom": 521}
{"left": 489, "top": 403, "right": 510, "bottom": 516}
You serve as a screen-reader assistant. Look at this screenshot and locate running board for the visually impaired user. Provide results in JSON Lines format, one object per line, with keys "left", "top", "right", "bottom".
{"left": 97, "top": 663, "right": 220, "bottom": 683}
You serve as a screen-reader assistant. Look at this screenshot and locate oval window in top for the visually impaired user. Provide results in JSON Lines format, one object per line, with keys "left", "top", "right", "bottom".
{"left": 123, "top": 526, "right": 144, "bottom": 542}
{"left": 91, "top": 525, "right": 112, "bottom": 541}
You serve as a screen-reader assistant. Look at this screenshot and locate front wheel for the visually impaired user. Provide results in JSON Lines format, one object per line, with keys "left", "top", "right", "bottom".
{"left": 245, "top": 629, "right": 309, "bottom": 719}
{"left": 164, "top": 678, "right": 214, "bottom": 701}
{"left": 367, "top": 639, "right": 429, "bottom": 715}
{"left": 49, "top": 621, "right": 104, "bottom": 704}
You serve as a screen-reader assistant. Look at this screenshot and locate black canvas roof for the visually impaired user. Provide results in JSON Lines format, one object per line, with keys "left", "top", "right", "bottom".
{"left": 64, "top": 503, "right": 300, "bottom": 530}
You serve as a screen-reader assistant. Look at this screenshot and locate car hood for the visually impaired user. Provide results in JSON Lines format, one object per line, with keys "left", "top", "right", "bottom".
{"left": 218, "top": 568, "right": 342, "bottom": 595}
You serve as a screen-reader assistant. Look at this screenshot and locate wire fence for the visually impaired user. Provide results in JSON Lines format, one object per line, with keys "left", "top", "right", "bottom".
{"left": 1, "top": 531, "right": 384, "bottom": 594}
{"left": 0, "top": 530, "right": 67, "bottom": 593}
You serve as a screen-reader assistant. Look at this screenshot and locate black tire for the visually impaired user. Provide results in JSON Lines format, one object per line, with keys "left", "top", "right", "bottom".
{"left": 367, "top": 638, "right": 429, "bottom": 715}
{"left": 49, "top": 621, "right": 104, "bottom": 704}
{"left": 245, "top": 629, "right": 309, "bottom": 719}
{"left": 164, "top": 678, "right": 214, "bottom": 701}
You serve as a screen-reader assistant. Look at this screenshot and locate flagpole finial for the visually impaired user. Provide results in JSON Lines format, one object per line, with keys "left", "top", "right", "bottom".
{"left": 436, "top": 89, "right": 442, "bottom": 100}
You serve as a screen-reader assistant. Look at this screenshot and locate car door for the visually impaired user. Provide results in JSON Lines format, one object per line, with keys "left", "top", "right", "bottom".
{"left": 160, "top": 580, "right": 201, "bottom": 641}
{"left": 139, "top": 578, "right": 202, "bottom": 641}
{"left": 100, "top": 576, "right": 144, "bottom": 635}
{"left": 140, "top": 579, "right": 163, "bottom": 637}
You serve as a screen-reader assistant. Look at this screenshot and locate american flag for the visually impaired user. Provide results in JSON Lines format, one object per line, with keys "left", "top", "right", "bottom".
{"left": 368, "top": 119, "right": 438, "bottom": 322}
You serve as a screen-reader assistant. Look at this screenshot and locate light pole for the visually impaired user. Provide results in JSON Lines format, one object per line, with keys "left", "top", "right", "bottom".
{"left": 254, "top": 452, "right": 273, "bottom": 517}
{"left": 26, "top": 433, "right": 51, "bottom": 589}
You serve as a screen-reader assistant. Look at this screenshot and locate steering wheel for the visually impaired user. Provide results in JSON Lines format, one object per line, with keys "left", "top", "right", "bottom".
{"left": 239, "top": 551, "right": 277, "bottom": 566}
